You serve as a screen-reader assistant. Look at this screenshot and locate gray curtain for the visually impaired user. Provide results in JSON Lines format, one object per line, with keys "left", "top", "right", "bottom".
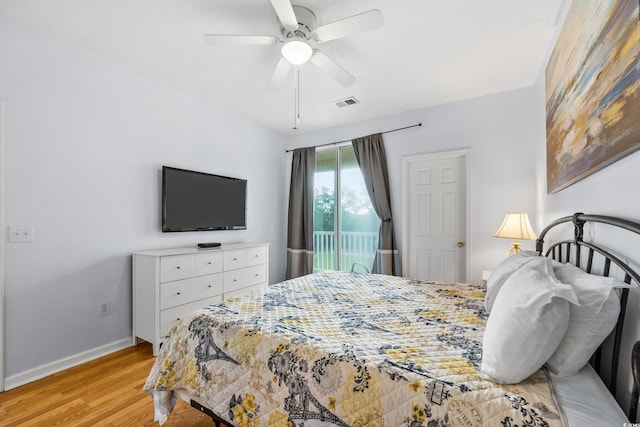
{"left": 286, "top": 147, "right": 316, "bottom": 279}
{"left": 352, "top": 133, "right": 400, "bottom": 276}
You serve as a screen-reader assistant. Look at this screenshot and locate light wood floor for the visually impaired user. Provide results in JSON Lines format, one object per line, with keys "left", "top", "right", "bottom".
{"left": 0, "top": 342, "right": 224, "bottom": 426}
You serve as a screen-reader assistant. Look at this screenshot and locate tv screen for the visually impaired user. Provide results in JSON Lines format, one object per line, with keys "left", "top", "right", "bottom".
{"left": 162, "top": 166, "right": 247, "bottom": 232}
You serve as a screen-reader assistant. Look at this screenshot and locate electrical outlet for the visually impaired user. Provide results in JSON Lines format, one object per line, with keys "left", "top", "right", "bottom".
{"left": 99, "top": 301, "right": 111, "bottom": 316}
{"left": 8, "top": 226, "right": 34, "bottom": 243}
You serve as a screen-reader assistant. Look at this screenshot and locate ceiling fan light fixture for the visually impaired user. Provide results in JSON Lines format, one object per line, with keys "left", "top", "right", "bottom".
{"left": 281, "top": 39, "right": 312, "bottom": 65}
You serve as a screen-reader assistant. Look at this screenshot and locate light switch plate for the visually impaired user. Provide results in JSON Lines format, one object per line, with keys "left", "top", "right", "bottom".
{"left": 8, "top": 226, "right": 34, "bottom": 243}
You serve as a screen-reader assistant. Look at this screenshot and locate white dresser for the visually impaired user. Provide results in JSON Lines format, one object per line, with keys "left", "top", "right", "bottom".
{"left": 132, "top": 242, "right": 269, "bottom": 355}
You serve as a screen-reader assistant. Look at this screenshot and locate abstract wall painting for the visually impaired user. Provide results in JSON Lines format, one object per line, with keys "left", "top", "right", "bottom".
{"left": 546, "top": 0, "right": 640, "bottom": 194}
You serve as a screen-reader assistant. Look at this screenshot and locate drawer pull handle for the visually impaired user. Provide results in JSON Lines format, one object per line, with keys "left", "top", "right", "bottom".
{"left": 233, "top": 279, "right": 238, "bottom": 282}
{"left": 208, "top": 285, "right": 212, "bottom": 288}
{"left": 255, "top": 255, "right": 259, "bottom": 258}
{"left": 255, "top": 274, "right": 259, "bottom": 277}
{"left": 208, "top": 261, "right": 212, "bottom": 265}
{"left": 233, "top": 257, "right": 238, "bottom": 261}
{"left": 176, "top": 266, "right": 181, "bottom": 270}
{"left": 177, "top": 292, "right": 181, "bottom": 295}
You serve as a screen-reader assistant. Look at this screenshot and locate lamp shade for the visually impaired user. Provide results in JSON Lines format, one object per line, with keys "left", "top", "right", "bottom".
{"left": 493, "top": 213, "right": 537, "bottom": 240}
{"left": 281, "top": 39, "right": 312, "bottom": 65}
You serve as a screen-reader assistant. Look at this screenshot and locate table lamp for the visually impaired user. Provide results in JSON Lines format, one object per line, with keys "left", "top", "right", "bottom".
{"left": 493, "top": 212, "right": 537, "bottom": 255}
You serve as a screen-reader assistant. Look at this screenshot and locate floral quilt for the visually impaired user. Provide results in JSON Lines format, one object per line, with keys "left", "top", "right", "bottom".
{"left": 144, "top": 271, "right": 565, "bottom": 426}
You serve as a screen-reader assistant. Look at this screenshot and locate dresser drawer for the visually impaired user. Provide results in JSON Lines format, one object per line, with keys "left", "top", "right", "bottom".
{"left": 246, "top": 264, "right": 266, "bottom": 286}
{"left": 224, "top": 249, "right": 246, "bottom": 271}
{"left": 223, "top": 269, "right": 244, "bottom": 291}
{"left": 224, "top": 264, "right": 266, "bottom": 295}
{"left": 195, "top": 251, "right": 223, "bottom": 276}
{"left": 225, "top": 282, "right": 267, "bottom": 300}
{"left": 160, "top": 254, "right": 195, "bottom": 283}
{"left": 160, "top": 274, "right": 223, "bottom": 310}
{"left": 160, "top": 295, "right": 223, "bottom": 338}
{"left": 246, "top": 246, "right": 266, "bottom": 266}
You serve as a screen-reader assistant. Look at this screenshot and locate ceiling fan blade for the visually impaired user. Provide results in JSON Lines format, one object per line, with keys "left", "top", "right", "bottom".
{"left": 267, "top": 57, "right": 293, "bottom": 91}
{"left": 270, "top": 0, "right": 299, "bottom": 31}
{"left": 204, "top": 34, "right": 279, "bottom": 45}
{"left": 309, "top": 50, "right": 356, "bottom": 87}
{"left": 314, "top": 9, "right": 383, "bottom": 42}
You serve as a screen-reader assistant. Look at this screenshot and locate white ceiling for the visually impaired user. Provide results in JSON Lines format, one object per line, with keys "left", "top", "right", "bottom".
{"left": 0, "top": 0, "right": 565, "bottom": 135}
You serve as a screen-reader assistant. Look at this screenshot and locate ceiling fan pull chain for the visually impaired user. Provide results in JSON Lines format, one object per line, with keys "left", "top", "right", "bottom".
{"left": 297, "top": 67, "right": 301, "bottom": 128}
{"left": 293, "top": 66, "right": 300, "bottom": 130}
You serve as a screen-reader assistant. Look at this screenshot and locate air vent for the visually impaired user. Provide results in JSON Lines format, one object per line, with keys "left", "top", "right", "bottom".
{"left": 333, "top": 97, "right": 360, "bottom": 108}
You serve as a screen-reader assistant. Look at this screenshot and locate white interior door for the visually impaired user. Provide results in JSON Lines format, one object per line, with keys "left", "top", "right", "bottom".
{"left": 402, "top": 150, "right": 469, "bottom": 282}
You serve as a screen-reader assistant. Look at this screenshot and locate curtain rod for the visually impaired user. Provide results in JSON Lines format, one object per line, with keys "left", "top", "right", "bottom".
{"left": 285, "top": 123, "right": 422, "bottom": 153}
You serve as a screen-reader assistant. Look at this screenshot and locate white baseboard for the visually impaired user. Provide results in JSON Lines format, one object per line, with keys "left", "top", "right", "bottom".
{"left": 4, "top": 337, "right": 132, "bottom": 391}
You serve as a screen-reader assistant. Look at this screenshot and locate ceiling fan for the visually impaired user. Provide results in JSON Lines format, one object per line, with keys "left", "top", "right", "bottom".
{"left": 204, "top": 0, "right": 383, "bottom": 92}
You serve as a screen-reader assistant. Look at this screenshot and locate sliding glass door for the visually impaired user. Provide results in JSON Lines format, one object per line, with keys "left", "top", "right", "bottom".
{"left": 314, "top": 146, "right": 380, "bottom": 272}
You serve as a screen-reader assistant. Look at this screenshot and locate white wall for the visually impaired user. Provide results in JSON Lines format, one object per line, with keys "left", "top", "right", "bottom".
{"left": 0, "top": 16, "right": 287, "bottom": 384}
{"left": 287, "top": 87, "right": 540, "bottom": 284}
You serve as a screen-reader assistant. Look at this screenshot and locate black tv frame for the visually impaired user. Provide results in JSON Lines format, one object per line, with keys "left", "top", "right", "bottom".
{"left": 161, "top": 166, "right": 247, "bottom": 232}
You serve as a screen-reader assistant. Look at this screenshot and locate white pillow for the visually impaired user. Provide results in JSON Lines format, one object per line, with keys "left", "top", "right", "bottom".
{"left": 485, "top": 251, "right": 539, "bottom": 313}
{"left": 546, "top": 263, "right": 631, "bottom": 377}
{"left": 481, "top": 257, "right": 578, "bottom": 384}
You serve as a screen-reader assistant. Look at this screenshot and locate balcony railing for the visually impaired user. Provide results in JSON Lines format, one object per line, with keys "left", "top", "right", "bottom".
{"left": 313, "top": 231, "right": 378, "bottom": 272}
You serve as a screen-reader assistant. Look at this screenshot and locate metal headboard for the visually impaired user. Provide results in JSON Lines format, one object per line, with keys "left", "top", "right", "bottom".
{"left": 535, "top": 213, "right": 640, "bottom": 410}
{"left": 631, "top": 341, "right": 640, "bottom": 421}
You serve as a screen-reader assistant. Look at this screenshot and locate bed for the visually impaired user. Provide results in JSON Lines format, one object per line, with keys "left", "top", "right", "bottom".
{"left": 143, "top": 213, "right": 639, "bottom": 426}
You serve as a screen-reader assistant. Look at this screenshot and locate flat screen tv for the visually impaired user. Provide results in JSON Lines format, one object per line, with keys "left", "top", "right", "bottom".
{"left": 162, "top": 166, "right": 247, "bottom": 232}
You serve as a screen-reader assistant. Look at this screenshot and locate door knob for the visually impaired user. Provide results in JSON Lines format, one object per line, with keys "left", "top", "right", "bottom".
{"left": 457, "top": 241, "right": 465, "bottom": 248}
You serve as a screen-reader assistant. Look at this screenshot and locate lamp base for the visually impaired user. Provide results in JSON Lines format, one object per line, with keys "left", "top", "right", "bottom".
{"left": 508, "top": 240, "right": 521, "bottom": 256}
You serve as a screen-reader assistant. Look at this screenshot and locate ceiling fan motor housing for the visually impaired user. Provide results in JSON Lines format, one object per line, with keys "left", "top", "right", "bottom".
{"left": 281, "top": 6, "right": 316, "bottom": 41}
